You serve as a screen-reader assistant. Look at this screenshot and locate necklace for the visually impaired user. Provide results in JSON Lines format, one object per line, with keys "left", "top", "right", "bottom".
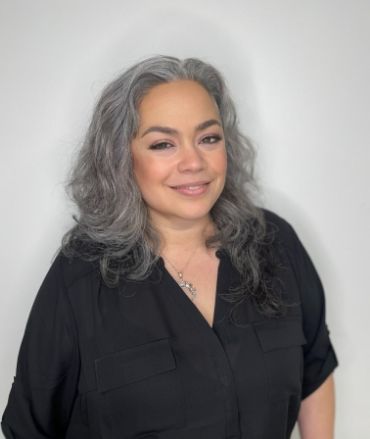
{"left": 162, "top": 248, "right": 198, "bottom": 301}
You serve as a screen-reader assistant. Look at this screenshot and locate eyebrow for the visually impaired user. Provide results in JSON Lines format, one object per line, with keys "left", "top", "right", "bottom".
{"left": 140, "top": 119, "right": 222, "bottom": 138}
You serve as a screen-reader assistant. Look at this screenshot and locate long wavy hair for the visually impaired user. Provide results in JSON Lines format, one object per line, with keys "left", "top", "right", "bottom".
{"left": 62, "top": 55, "right": 283, "bottom": 317}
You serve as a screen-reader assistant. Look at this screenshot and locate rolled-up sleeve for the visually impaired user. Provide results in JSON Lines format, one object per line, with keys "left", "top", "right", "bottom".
{"left": 1, "top": 255, "right": 79, "bottom": 438}
{"left": 285, "top": 224, "right": 338, "bottom": 399}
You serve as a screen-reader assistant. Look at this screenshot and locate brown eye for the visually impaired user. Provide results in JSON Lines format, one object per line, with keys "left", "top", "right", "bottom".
{"left": 149, "top": 142, "right": 174, "bottom": 150}
{"left": 201, "top": 135, "right": 222, "bottom": 144}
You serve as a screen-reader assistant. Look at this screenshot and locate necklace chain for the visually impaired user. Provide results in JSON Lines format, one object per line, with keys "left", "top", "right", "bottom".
{"left": 162, "top": 247, "right": 199, "bottom": 301}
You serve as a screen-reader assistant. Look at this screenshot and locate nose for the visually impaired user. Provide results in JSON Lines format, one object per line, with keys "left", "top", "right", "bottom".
{"left": 177, "top": 143, "right": 205, "bottom": 173}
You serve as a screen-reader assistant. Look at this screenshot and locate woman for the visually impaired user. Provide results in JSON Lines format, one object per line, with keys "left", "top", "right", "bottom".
{"left": 1, "top": 55, "right": 337, "bottom": 438}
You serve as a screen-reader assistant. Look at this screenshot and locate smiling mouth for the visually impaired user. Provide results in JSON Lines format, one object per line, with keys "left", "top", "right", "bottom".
{"left": 170, "top": 182, "right": 210, "bottom": 195}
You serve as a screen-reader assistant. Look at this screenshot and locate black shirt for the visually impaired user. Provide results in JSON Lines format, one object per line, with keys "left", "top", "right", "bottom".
{"left": 1, "top": 211, "right": 338, "bottom": 439}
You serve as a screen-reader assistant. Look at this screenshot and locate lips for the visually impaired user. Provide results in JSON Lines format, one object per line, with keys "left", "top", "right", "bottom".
{"left": 170, "top": 181, "right": 210, "bottom": 196}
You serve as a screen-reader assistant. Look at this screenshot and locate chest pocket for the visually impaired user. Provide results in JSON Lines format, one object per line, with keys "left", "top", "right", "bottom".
{"left": 95, "top": 338, "right": 185, "bottom": 438}
{"left": 254, "top": 318, "right": 306, "bottom": 401}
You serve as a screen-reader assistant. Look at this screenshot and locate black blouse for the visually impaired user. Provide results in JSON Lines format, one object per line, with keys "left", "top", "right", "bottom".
{"left": 1, "top": 211, "right": 338, "bottom": 439}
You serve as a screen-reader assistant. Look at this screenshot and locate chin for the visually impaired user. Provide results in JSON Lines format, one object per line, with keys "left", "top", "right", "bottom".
{"left": 172, "top": 206, "right": 215, "bottom": 222}
{"left": 148, "top": 198, "right": 219, "bottom": 225}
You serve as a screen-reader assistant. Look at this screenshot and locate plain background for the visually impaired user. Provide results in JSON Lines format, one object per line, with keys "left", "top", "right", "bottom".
{"left": 1, "top": 1, "right": 369, "bottom": 437}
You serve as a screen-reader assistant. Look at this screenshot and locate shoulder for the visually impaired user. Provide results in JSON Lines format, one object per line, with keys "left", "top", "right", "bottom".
{"left": 30, "top": 251, "right": 100, "bottom": 313}
{"left": 261, "top": 208, "right": 298, "bottom": 245}
{"left": 259, "top": 208, "right": 305, "bottom": 264}
{"left": 51, "top": 250, "right": 100, "bottom": 289}
{"left": 259, "top": 208, "right": 325, "bottom": 305}
{"left": 261, "top": 208, "right": 291, "bottom": 229}
{"left": 27, "top": 252, "right": 101, "bottom": 334}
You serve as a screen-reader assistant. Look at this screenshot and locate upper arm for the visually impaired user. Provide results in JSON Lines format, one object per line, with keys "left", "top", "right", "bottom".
{"left": 285, "top": 225, "right": 338, "bottom": 399}
{"left": 1, "top": 255, "right": 80, "bottom": 438}
{"left": 267, "top": 212, "right": 339, "bottom": 435}
{"left": 295, "top": 243, "right": 338, "bottom": 437}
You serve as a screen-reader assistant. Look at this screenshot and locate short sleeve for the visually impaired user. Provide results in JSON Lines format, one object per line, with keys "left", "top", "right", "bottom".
{"left": 1, "top": 255, "right": 80, "bottom": 438}
{"left": 282, "top": 222, "right": 338, "bottom": 399}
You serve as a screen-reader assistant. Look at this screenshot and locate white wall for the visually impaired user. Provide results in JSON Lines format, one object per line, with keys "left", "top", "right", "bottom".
{"left": 1, "top": 1, "right": 369, "bottom": 437}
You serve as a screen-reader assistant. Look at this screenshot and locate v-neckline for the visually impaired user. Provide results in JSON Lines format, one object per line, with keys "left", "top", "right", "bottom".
{"left": 158, "top": 249, "right": 228, "bottom": 330}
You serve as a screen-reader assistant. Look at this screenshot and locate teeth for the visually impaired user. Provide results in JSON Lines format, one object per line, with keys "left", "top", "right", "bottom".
{"left": 176, "top": 184, "right": 205, "bottom": 189}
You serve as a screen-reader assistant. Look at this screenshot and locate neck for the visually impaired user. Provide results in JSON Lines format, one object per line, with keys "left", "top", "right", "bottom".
{"left": 150, "top": 214, "right": 215, "bottom": 253}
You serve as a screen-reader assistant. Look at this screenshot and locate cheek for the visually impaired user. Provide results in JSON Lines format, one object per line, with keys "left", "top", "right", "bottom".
{"left": 214, "top": 148, "right": 227, "bottom": 176}
{"left": 133, "top": 155, "right": 168, "bottom": 188}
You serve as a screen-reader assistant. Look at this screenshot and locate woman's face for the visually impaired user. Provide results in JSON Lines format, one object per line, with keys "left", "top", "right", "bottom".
{"left": 130, "top": 80, "right": 227, "bottom": 228}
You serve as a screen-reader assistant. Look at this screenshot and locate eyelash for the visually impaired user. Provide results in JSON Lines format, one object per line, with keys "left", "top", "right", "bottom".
{"left": 149, "top": 135, "right": 223, "bottom": 150}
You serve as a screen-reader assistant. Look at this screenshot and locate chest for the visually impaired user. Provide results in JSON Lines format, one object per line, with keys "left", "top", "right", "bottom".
{"left": 67, "top": 257, "right": 305, "bottom": 438}
{"left": 164, "top": 258, "right": 220, "bottom": 327}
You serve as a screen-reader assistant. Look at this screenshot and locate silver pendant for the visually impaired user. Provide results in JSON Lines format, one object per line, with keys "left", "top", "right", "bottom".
{"left": 178, "top": 272, "right": 197, "bottom": 301}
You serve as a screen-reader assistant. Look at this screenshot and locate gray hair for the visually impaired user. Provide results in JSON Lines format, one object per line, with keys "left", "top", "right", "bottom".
{"left": 62, "top": 55, "right": 283, "bottom": 317}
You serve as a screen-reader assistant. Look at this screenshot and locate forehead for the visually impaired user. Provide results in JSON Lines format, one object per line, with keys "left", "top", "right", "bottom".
{"left": 137, "top": 80, "right": 220, "bottom": 124}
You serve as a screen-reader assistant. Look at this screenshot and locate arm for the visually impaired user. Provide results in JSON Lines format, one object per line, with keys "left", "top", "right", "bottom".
{"left": 298, "top": 373, "right": 335, "bottom": 439}
{"left": 1, "top": 255, "right": 79, "bottom": 438}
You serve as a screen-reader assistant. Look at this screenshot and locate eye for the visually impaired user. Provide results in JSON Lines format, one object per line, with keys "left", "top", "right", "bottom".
{"left": 149, "top": 142, "right": 174, "bottom": 150}
{"left": 201, "top": 135, "right": 222, "bottom": 144}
